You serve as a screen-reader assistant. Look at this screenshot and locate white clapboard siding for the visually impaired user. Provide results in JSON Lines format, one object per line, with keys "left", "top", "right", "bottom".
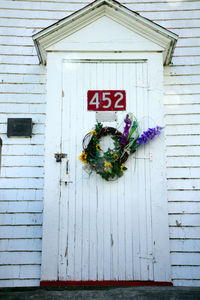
{"left": 0, "top": 252, "right": 41, "bottom": 265}
{"left": 170, "top": 240, "right": 200, "bottom": 253}
{"left": 165, "top": 114, "right": 200, "bottom": 125}
{"left": 0, "top": 226, "right": 43, "bottom": 239}
{"left": 0, "top": 0, "right": 199, "bottom": 287}
{"left": 168, "top": 190, "right": 200, "bottom": 202}
{"left": 0, "top": 280, "right": 40, "bottom": 287}
{"left": 166, "top": 135, "right": 200, "bottom": 146}
{"left": 0, "top": 0, "right": 46, "bottom": 282}
{"left": 0, "top": 189, "right": 43, "bottom": 201}
{"left": 167, "top": 168, "right": 200, "bottom": 179}
{"left": 0, "top": 265, "right": 40, "bottom": 279}
{"left": 171, "top": 253, "right": 200, "bottom": 266}
{"left": 169, "top": 202, "right": 200, "bottom": 214}
{"left": 0, "top": 239, "right": 42, "bottom": 251}
{"left": 0, "top": 74, "right": 46, "bottom": 84}
{"left": 0, "top": 201, "right": 43, "bottom": 213}
{"left": 0, "top": 18, "right": 55, "bottom": 29}
{"left": 0, "top": 213, "right": 42, "bottom": 225}
{"left": 0, "top": 45, "right": 37, "bottom": 55}
{"left": 1, "top": 55, "right": 39, "bottom": 65}
{"left": 1, "top": 167, "right": 44, "bottom": 178}
{"left": 173, "top": 280, "right": 200, "bottom": 287}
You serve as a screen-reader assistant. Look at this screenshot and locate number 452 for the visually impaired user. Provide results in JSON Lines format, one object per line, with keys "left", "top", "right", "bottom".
{"left": 89, "top": 91, "right": 125, "bottom": 110}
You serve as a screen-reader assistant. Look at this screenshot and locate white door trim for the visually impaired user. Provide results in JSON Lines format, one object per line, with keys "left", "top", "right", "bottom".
{"left": 41, "top": 52, "right": 170, "bottom": 282}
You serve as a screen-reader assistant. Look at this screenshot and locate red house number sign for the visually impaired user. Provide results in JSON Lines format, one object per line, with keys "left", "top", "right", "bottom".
{"left": 87, "top": 90, "right": 126, "bottom": 111}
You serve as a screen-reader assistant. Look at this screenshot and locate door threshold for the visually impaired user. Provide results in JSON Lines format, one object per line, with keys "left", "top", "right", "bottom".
{"left": 40, "top": 281, "right": 173, "bottom": 287}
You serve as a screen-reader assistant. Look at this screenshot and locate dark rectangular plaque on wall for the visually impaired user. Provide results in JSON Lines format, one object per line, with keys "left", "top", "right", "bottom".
{"left": 7, "top": 118, "right": 32, "bottom": 137}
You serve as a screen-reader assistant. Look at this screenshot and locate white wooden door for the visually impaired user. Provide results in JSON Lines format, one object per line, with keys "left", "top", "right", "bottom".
{"left": 58, "top": 59, "right": 167, "bottom": 281}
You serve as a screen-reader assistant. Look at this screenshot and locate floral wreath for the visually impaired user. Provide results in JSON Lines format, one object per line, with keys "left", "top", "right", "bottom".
{"left": 79, "top": 113, "right": 162, "bottom": 181}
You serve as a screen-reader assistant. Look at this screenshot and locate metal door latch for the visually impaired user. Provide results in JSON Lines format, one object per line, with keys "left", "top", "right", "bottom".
{"left": 59, "top": 180, "right": 73, "bottom": 185}
{"left": 55, "top": 153, "right": 67, "bottom": 162}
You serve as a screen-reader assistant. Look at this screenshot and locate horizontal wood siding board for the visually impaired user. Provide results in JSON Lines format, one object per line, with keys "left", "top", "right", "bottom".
{"left": 0, "top": 226, "right": 43, "bottom": 239}
{"left": 0, "top": 265, "right": 41, "bottom": 279}
{"left": 171, "top": 253, "right": 200, "bottom": 266}
{"left": 168, "top": 190, "right": 200, "bottom": 202}
{"left": 0, "top": 189, "right": 43, "bottom": 201}
{"left": 0, "top": 201, "right": 43, "bottom": 213}
{"left": 169, "top": 227, "right": 200, "bottom": 239}
{"left": 167, "top": 167, "right": 200, "bottom": 179}
{"left": 173, "top": 280, "right": 200, "bottom": 287}
{"left": 0, "top": 251, "right": 41, "bottom": 265}
{"left": 0, "top": 239, "right": 42, "bottom": 251}
{"left": 172, "top": 266, "right": 200, "bottom": 279}
{"left": 170, "top": 239, "right": 200, "bottom": 252}
{"left": 0, "top": 279, "right": 40, "bottom": 287}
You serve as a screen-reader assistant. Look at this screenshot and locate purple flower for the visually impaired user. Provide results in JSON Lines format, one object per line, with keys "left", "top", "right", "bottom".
{"left": 121, "top": 114, "right": 132, "bottom": 144}
{"left": 136, "top": 126, "right": 163, "bottom": 145}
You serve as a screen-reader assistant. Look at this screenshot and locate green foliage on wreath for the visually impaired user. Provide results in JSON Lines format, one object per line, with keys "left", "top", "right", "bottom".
{"left": 79, "top": 123, "right": 127, "bottom": 181}
{"left": 79, "top": 113, "right": 163, "bottom": 181}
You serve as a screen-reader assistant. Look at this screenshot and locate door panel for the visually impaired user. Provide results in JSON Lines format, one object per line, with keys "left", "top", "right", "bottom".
{"left": 59, "top": 60, "right": 154, "bottom": 281}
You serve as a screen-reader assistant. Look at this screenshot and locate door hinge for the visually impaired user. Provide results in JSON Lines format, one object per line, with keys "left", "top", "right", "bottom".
{"left": 62, "top": 90, "right": 64, "bottom": 97}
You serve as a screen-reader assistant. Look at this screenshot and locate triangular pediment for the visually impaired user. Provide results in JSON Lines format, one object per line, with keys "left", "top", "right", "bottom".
{"left": 33, "top": 0, "right": 178, "bottom": 65}
{"left": 48, "top": 16, "right": 163, "bottom": 52}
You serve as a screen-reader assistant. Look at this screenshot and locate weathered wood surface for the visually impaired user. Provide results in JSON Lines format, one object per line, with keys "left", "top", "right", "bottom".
{"left": 0, "top": 0, "right": 199, "bottom": 287}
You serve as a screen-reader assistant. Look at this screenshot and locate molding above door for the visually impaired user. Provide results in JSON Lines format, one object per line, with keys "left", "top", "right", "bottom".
{"left": 32, "top": 0, "right": 178, "bottom": 65}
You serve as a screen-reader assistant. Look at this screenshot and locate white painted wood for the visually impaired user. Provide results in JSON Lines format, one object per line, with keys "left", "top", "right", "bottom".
{"left": 0, "top": 213, "right": 42, "bottom": 225}
{"left": 1, "top": 167, "right": 44, "bottom": 178}
{"left": 40, "top": 53, "right": 62, "bottom": 281}
{"left": 168, "top": 179, "right": 200, "bottom": 190}
{"left": 166, "top": 135, "right": 200, "bottom": 146}
{"left": 173, "top": 280, "right": 200, "bottom": 287}
{"left": 0, "top": 252, "right": 41, "bottom": 265}
{"left": 0, "top": 189, "right": 43, "bottom": 201}
{"left": 0, "top": 74, "right": 46, "bottom": 84}
{"left": 168, "top": 190, "right": 200, "bottom": 202}
{"left": 165, "top": 114, "right": 200, "bottom": 125}
{"left": 169, "top": 202, "right": 200, "bottom": 214}
{"left": 0, "top": 265, "right": 40, "bottom": 279}
{"left": 0, "top": 0, "right": 199, "bottom": 288}
{"left": 167, "top": 168, "right": 200, "bottom": 179}
{"left": 169, "top": 214, "right": 200, "bottom": 226}
{"left": 0, "top": 280, "right": 40, "bottom": 288}
{"left": 169, "top": 227, "right": 200, "bottom": 239}
{"left": 0, "top": 226, "right": 43, "bottom": 239}
{"left": 170, "top": 240, "right": 200, "bottom": 252}
{"left": 172, "top": 266, "right": 200, "bottom": 279}
{"left": 51, "top": 55, "right": 169, "bottom": 282}
{"left": 167, "top": 157, "right": 200, "bottom": 168}
{"left": 33, "top": 0, "right": 177, "bottom": 65}
{"left": 0, "top": 239, "right": 42, "bottom": 251}
{"left": 48, "top": 16, "right": 164, "bottom": 52}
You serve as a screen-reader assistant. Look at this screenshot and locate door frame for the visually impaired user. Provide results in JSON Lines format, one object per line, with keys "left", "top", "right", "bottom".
{"left": 41, "top": 51, "right": 170, "bottom": 283}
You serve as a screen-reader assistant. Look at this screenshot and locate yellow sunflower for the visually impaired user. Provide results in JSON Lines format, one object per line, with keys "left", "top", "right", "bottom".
{"left": 120, "top": 163, "right": 124, "bottom": 171}
{"left": 96, "top": 144, "right": 101, "bottom": 151}
{"left": 79, "top": 151, "right": 87, "bottom": 163}
{"left": 104, "top": 161, "right": 113, "bottom": 172}
{"left": 90, "top": 130, "right": 97, "bottom": 135}
{"left": 113, "top": 153, "right": 118, "bottom": 161}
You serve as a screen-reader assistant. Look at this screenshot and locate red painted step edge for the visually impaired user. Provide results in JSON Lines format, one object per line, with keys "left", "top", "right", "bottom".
{"left": 40, "top": 281, "right": 173, "bottom": 287}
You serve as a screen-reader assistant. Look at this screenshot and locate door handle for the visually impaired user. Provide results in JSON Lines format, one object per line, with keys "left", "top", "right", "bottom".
{"left": 66, "top": 160, "right": 69, "bottom": 175}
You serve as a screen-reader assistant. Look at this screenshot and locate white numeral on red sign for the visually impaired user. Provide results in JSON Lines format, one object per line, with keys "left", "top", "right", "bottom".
{"left": 89, "top": 92, "right": 100, "bottom": 109}
{"left": 102, "top": 92, "right": 111, "bottom": 108}
{"left": 88, "top": 91, "right": 125, "bottom": 110}
{"left": 114, "top": 92, "right": 124, "bottom": 108}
